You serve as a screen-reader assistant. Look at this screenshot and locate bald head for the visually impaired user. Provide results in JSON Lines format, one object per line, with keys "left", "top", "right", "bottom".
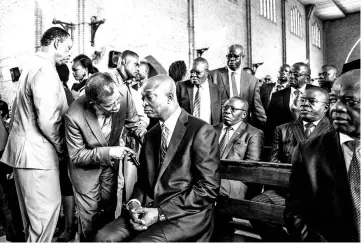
{"left": 227, "top": 44, "right": 245, "bottom": 71}
{"left": 142, "top": 75, "right": 179, "bottom": 121}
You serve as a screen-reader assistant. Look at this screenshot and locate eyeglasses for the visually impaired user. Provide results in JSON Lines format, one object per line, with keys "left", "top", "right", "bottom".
{"left": 299, "top": 97, "right": 327, "bottom": 106}
{"left": 329, "top": 95, "right": 360, "bottom": 108}
{"left": 226, "top": 54, "right": 242, "bottom": 60}
{"left": 264, "top": 78, "right": 271, "bottom": 81}
{"left": 289, "top": 71, "right": 309, "bottom": 78}
{"left": 222, "top": 105, "right": 246, "bottom": 113}
{"left": 96, "top": 95, "right": 122, "bottom": 111}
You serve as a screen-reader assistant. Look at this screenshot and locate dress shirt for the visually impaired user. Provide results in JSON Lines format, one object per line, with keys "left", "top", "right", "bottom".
{"left": 192, "top": 80, "right": 211, "bottom": 123}
{"left": 272, "top": 81, "right": 289, "bottom": 94}
{"left": 95, "top": 109, "right": 112, "bottom": 142}
{"left": 219, "top": 121, "right": 244, "bottom": 143}
{"left": 227, "top": 67, "right": 242, "bottom": 97}
{"left": 158, "top": 106, "right": 182, "bottom": 147}
{"left": 289, "top": 85, "right": 307, "bottom": 110}
{"left": 340, "top": 133, "right": 355, "bottom": 172}
{"left": 302, "top": 118, "right": 321, "bottom": 135}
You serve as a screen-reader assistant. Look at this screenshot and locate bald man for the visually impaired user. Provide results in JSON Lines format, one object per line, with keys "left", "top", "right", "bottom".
{"left": 95, "top": 75, "right": 220, "bottom": 242}
{"left": 284, "top": 69, "right": 360, "bottom": 241}
{"left": 318, "top": 64, "right": 338, "bottom": 92}
{"left": 176, "top": 57, "right": 226, "bottom": 125}
{"left": 210, "top": 44, "right": 267, "bottom": 127}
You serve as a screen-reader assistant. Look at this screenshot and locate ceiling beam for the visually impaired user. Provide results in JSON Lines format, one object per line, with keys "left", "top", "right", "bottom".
{"left": 331, "top": 0, "right": 347, "bottom": 16}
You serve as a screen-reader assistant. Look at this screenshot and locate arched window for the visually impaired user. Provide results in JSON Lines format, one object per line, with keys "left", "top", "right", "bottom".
{"left": 260, "top": 0, "right": 276, "bottom": 23}
{"left": 291, "top": 6, "right": 303, "bottom": 37}
{"left": 312, "top": 23, "right": 321, "bottom": 48}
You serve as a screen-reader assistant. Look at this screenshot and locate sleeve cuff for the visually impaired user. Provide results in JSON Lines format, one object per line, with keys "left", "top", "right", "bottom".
{"left": 126, "top": 199, "right": 141, "bottom": 211}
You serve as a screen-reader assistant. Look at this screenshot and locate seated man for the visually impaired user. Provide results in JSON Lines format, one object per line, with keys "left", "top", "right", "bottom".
{"left": 251, "top": 86, "right": 332, "bottom": 241}
{"left": 95, "top": 75, "right": 220, "bottom": 242}
{"left": 214, "top": 96, "right": 264, "bottom": 200}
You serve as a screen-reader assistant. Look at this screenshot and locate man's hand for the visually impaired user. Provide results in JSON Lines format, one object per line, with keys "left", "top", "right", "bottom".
{"left": 129, "top": 205, "right": 147, "bottom": 231}
{"left": 132, "top": 207, "right": 159, "bottom": 228}
{"left": 109, "top": 146, "right": 136, "bottom": 160}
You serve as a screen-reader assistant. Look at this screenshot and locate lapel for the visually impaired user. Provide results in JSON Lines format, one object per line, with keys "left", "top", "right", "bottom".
{"left": 220, "top": 67, "right": 230, "bottom": 98}
{"left": 239, "top": 70, "right": 250, "bottom": 96}
{"left": 222, "top": 122, "right": 247, "bottom": 159}
{"left": 291, "top": 118, "right": 306, "bottom": 143}
{"left": 147, "top": 124, "right": 162, "bottom": 188}
{"left": 186, "top": 80, "right": 194, "bottom": 114}
{"left": 209, "top": 80, "right": 218, "bottom": 123}
{"left": 309, "top": 116, "right": 330, "bottom": 139}
{"left": 84, "top": 101, "right": 108, "bottom": 147}
{"left": 156, "top": 109, "right": 188, "bottom": 183}
{"left": 283, "top": 87, "right": 293, "bottom": 117}
{"left": 213, "top": 123, "right": 223, "bottom": 142}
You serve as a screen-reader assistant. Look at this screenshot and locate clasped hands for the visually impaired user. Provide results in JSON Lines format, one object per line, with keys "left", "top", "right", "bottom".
{"left": 129, "top": 206, "right": 159, "bottom": 231}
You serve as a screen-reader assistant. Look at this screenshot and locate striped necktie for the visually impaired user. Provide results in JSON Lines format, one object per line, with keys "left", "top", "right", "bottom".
{"left": 346, "top": 140, "right": 360, "bottom": 237}
{"left": 291, "top": 90, "right": 301, "bottom": 119}
{"left": 304, "top": 122, "right": 315, "bottom": 138}
{"left": 160, "top": 124, "right": 170, "bottom": 164}
{"left": 193, "top": 85, "right": 201, "bottom": 118}
{"left": 219, "top": 126, "right": 233, "bottom": 157}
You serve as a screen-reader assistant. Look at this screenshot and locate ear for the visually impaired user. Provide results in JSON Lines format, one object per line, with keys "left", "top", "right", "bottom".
{"left": 53, "top": 38, "right": 60, "bottom": 50}
{"left": 242, "top": 112, "right": 247, "bottom": 119}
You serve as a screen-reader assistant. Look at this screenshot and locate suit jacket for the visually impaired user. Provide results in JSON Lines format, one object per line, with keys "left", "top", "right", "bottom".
{"left": 131, "top": 109, "right": 220, "bottom": 241}
{"left": 284, "top": 130, "right": 359, "bottom": 242}
{"left": 65, "top": 83, "right": 144, "bottom": 194}
{"left": 213, "top": 122, "right": 264, "bottom": 160}
{"left": 176, "top": 79, "right": 226, "bottom": 125}
{"left": 260, "top": 82, "right": 276, "bottom": 110}
{"left": 271, "top": 116, "right": 332, "bottom": 164}
{"left": 1, "top": 52, "right": 68, "bottom": 169}
{"left": 210, "top": 67, "right": 267, "bottom": 125}
{"left": 265, "top": 84, "right": 314, "bottom": 144}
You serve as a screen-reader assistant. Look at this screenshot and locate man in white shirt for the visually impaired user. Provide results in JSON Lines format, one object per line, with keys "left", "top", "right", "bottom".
{"left": 284, "top": 68, "right": 360, "bottom": 241}
{"left": 176, "top": 57, "right": 226, "bottom": 125}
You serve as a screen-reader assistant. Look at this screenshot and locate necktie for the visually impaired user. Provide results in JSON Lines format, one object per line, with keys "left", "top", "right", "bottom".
{"left": 276, "top": 84, "right": 284, "bottom": 92}
{"left": 160, "top": 124, "right": 170, "bottom": 164}
{"left": 231, "top": 72, "right": 238, "bottom": 97}
{"left": 193, "top": 85, "right": 201, "bottom": 118}
{"left": 219, "top": 126, "right": 233, "bottom": 157}
{"left": 101, "top": 114, "right": 112, "bottom": 142}
{"left": 304, "top": 122, "right": 315, "bottom": 138}
{"left": 346, "top": 140, "right": 360, "bottom": 236}
{"left": 291, "top": 90, "right": 301, "bottom": 119}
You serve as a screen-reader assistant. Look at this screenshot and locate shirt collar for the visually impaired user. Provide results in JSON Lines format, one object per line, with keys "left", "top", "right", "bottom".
{"left": 223, "top": 120, "right": 243, "bottom": 131}
{"left": 291, "top": 84, "right": 307, "bottom": 94}
{"left": 159, "top": 106, "right": 182, "bottom": 131}
{"left": 227, "top": 66, "right": 242, "bottom": 74}
{"left": 302, "top": 117, "right": 322, "bottom": 127}
{"left": 339, "top": 132, "right": 355, "bottom": 145}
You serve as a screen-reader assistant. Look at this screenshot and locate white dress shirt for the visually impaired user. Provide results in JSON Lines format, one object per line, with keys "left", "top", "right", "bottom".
{"left": 159, "top": 106, "right": 182, "bottom": 147}
{"left": 219, "top": 121, "right": 244, "bottom": 143}
{"left": 289, "top": 84, "right": 307, "bottom": 110}
{"left": 302, "top": 118, "right": 322, "bottom": 135}
{"left": 340, "top": 133, "right": 355, "bottom": 172}
{"left": 227, "top": 67, "right": 242, "bottom": 97}
{"left": 192, "top": 80, "right": 211, "bottom": 123}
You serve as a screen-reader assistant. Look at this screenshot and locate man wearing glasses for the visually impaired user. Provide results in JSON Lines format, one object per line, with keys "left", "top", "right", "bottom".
{"left": 176, "top": 57, "right": 226, "bottom": 125}
{"left": 210, "top": 44, "right": 267, "bottom": 127}
{"left": 266, "top": 62, "right": 315, "bottom": 145}
{"left": 64, "top": 72, "right": 146, "bottom": 241}
{"left": 284, "top": 68, "right": 360, "bottom": 241}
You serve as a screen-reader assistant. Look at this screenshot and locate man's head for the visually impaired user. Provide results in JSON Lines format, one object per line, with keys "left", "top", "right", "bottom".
{"left": 278, "top": 64, "right": 291, "bottom": 83}
{"left": 222, "top": 96, "right": 249, "bottom": 127}
{"left": 226, "top": 44, "right": 245, "bottom": 71}
{"left": 169, "top": 60, "right": 187, "bottom": 82}
{"left": 299, "top": 87, "right": 329, "bottom": 122}
{"left": 136, "top": 61, "right": 150, "bottom": 83}
{"left": 142, "top": 74, "right": 179, "bottom": 122}
{"left": 264, "top": 75, "right": 272, "bottom": 83}
{"left": 190, "top": 57, "right": 209, "bottom": 86}
{"left": 289, "top": 62, "right": 311, "bottom": 89}
{"left": 40, "top": 27, "right": 72, "bottom": 65}
{"left": 318, "top": 65, "right": 338, "bottom": 88}
{"left": 329, "top": 69, "right": 360, "bottom": 139}
{"left": 85, "top": 72, "right": 122, "bottom": 116}
{"left": 117, "top": 50, "right": 140, "bottom": 80}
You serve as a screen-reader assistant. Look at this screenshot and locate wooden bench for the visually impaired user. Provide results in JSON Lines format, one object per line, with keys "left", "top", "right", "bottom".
{"left": 216, "top": 159, "right": 292, "bottom": 236}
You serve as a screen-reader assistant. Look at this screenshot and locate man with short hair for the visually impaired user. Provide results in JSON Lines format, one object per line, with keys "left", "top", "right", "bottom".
{"left": 0, "top": 27, "right": 72, "bottom": 242}
{"left": 260, "top": 64, "right": 290, "bottom": 110}
{"left": 95, "top": 74, "right": 220, "bottom": 242}
{"left": 113, "top": 50, "right": 140, "bottom": 86}
{"left": 284, "top": 69, "right": 360, "bottom": 241}
{"left": 214, "top": 97, "right": 263, "bottom": 200}
{"left": 65, "top": 72, "right": 146, "bottom": 241}
{"left": 265, "top": 62, "right": 314, "bottom": 144}
{"left": 135, "top": 61, "right": 150, "bottom": 87}
{"left": 210, "top": 44, "right": 267, "bottom": 127}
{"left": 177, "top": 57, "right": 226, "bottom": 125}
{"left": 318, "top": 64, "right": 338, "bottom": 92}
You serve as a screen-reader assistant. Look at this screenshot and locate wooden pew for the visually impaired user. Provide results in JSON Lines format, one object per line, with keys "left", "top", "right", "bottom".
{"left": 216, "top": 159, "right": 292, "bottom": 233}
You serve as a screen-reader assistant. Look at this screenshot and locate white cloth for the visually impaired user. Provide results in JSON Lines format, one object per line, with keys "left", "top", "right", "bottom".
{"left": 192, "top": 81, "right": 211, "bottom": 123}
{"left": 227, "top": 67, "right": 242, "bottom": 97}
{"left": 340, "top": 133, "right": 355, "bottom": 172}
{"left": 289, "top": 85, "right": 307, "bottom": 110}
{"left": 219, "top": 121, "right": 244, "bottom": 143}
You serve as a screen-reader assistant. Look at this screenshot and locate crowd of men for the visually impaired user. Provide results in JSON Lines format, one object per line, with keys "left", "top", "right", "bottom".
{"left": 0, "top": 26, "right": 360, "bottom": 242}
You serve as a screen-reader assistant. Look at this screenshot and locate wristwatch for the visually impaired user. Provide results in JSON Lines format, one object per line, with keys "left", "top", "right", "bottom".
{"left": 158, "top": 208, "right": 166, "bottom": 222}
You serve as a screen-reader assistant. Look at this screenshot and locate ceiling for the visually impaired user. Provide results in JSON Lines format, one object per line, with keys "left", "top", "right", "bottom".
{"left": 298, "top": 0, "right": 360, "bottom": 20}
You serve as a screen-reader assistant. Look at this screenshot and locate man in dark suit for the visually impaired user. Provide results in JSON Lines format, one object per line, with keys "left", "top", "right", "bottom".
{"left": 176, "top": 57, "right": 226, "bottom": 125}
{"left": 213, "top": 96, "right": 264, "bottom": 199}
{"left": 250, "top": 86, "right": 333, "bottom": 241}
{"left": 95, "top": 74, "right": 220, "bottom": 242}
{"left": 210, "top": 44, "right": 267, "bottom": 127}
{"left": 65, "top": 72, "right": 146, "bottom": 241}
{"left": 260, "top": 64, "right": 290, "bottom": 110}
{"left": 265, "top": 62, "right": 314, "bottom": 145}
{"left": 284, "top": 69, "right": 360, "bottom": 241}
